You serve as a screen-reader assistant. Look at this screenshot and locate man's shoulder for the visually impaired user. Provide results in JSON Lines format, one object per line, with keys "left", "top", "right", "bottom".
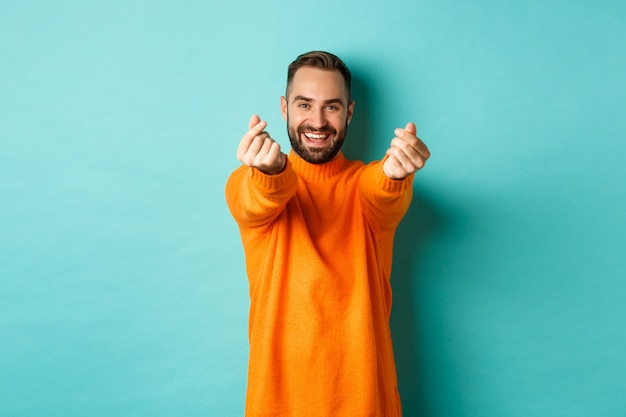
{"left": 341, "top": 156, "right": 371, "bottom": 174}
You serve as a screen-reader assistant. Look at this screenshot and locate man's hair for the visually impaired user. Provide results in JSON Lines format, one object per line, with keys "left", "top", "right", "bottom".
{"left": 286, "top": 51, "right": 352, "bottom": 101}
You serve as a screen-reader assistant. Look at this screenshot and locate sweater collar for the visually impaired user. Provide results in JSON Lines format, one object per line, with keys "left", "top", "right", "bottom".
{"left": 288, "top": 150, "right": 350, "bottom": 182}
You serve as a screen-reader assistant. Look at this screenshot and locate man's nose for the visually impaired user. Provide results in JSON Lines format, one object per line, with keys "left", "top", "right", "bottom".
{"left": 310, "top": 108, "right": 326, "bottom": 129}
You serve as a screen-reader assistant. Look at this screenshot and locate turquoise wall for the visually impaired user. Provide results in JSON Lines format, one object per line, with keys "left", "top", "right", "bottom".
{"left": 1, "top": 1, "right": 624, "bottom": 416}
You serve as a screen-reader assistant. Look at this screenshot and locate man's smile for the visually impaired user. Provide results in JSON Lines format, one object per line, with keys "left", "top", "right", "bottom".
{"left": 302, "top": 131, "right": 332, "bottom": 146}
{"left": 304, "top": 132, "right": 329, "bottom": 140}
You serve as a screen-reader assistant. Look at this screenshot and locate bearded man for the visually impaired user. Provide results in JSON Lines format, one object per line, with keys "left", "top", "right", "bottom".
{"left": 226, "top": 50, "right": 430, "bottom": 417}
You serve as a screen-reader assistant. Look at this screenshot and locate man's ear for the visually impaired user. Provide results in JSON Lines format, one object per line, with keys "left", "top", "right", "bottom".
{"left": 347, "top": 100, "right": 355, "bottom": 125}
{"left": 280, "top": 96, "right": 288, "bottom": 120}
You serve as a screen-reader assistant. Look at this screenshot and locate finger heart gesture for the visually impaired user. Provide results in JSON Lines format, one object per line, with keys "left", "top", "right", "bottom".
{"left": 237, "top": 115, "right": 287, "bottom": 175}
{"left": 382, "top": 122, "right": 430, "bottom": 180}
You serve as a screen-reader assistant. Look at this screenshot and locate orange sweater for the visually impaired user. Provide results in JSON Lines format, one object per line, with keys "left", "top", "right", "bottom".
{"left": 225, "top": 151, "right": 413, "bottom": 417}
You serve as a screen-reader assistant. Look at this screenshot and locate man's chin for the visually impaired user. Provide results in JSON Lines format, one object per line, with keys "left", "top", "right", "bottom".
{"left": 293, "top": 145, "right": 341, "bottom": 164}
{"left": 289, "top": 131, "right": 345, "bottom": 164}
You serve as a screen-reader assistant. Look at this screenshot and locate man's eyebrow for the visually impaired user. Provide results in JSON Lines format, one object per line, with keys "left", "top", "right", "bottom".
{"left": 292, "top": 95, "right": 346, "bottom": 105}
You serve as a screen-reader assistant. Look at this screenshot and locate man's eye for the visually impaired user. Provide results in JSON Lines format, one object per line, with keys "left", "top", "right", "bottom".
{"left": 298, "top": 103, "right": 309, "bottom": 109}
{"left": 326, "top": 106, "right": 338, "bottom": 111}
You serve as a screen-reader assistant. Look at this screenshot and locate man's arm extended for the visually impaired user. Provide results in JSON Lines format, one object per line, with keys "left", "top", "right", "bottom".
{"left": 358, "top": 122, "right": 430, "bottom": 231}
{"left": 226, "top": 115, "right": 297, "bottom": 228}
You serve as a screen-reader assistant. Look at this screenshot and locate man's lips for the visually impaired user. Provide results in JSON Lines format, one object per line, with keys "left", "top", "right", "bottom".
{"left": 301, "top": 131, "right": 334, "bottom": 146}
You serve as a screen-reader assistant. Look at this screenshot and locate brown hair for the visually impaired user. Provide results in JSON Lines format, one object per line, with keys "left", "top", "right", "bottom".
{"left": 286, "top": 51, "right": 352, "bottom": 101}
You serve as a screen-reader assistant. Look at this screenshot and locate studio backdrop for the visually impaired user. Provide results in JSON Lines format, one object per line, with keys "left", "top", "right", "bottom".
{"left": 1, "top": 1, "right": 625, "bottom": 416}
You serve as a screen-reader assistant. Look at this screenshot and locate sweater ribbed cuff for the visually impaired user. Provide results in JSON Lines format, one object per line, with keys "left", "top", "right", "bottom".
{"left": 375, "top": 162, "right": 414, "bottom": 193}
{"left": 249, "top": 160, "right": 295, "bottom": 192}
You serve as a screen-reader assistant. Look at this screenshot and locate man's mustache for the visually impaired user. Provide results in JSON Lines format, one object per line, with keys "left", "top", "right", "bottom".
{"left": 298, "top": 125, "right": 336, "bottom": 134}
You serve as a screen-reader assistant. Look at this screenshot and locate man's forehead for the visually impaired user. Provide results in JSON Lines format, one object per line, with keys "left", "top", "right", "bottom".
{"left": 288, "top": 67, "right": 348, "bottom": 100}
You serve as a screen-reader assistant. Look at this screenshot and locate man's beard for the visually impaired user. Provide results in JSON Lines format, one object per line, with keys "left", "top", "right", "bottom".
{"left": 287, "top": 116, "right": 349, "bottom": 164}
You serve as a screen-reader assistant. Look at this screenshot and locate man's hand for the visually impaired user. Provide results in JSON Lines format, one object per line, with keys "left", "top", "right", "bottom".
{"left": 237, "top": 115, "right": 287, "bottom": 175}
{"left": 382, "top": 122, "right": 430, "bottom": 180}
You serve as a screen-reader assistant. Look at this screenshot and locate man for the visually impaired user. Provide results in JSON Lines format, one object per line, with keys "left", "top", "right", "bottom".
{"left": 225, "top": 51, "right": 429, "bottom": 417}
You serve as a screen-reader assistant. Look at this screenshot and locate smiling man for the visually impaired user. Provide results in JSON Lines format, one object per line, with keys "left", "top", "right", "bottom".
{"left": 282, "top": 65, "right": 352, "bottom": 164}
{"left": 225, "top": 51, "right": 430, "bottom": 417}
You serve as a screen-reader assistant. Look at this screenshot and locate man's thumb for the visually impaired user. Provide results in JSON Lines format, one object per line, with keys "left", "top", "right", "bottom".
{"left": 249, "top": 114, "right": 261, "bottom": 129}
{"left": 405, "top": 122, "right": 417, "bottom": 135}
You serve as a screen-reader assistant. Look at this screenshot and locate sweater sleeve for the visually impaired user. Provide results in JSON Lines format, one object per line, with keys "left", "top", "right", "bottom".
{"left": 225, "top": 160, "right": 299, "bottom": 228}
{"left": 357, "top": 160, "right": 414, "bottom": 232}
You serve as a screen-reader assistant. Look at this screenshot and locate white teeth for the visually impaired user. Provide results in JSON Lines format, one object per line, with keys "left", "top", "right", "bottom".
{"left": 304, "top": 133, "right": 327, "bottom": 139}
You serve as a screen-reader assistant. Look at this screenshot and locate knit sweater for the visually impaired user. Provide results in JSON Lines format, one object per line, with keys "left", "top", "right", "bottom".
{"left": 225, "top": 150, "right": 414, "bottom": 417}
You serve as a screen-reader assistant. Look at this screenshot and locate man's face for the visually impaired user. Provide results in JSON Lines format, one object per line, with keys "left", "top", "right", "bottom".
{"left": 281, "top": 67, "right": 354, "bottom": 164}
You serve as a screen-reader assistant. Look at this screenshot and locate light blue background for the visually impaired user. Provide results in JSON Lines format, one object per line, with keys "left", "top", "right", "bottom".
{"left": 1, "top": 1, "right": 625, "bottom": 416}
